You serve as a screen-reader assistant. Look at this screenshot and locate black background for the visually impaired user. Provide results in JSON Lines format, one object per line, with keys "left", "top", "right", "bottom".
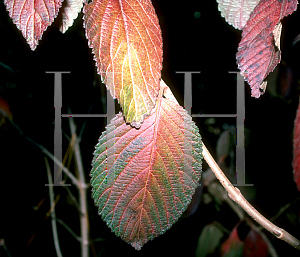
{"left": 1, "top": 0, "right": 300, "bottom": 256}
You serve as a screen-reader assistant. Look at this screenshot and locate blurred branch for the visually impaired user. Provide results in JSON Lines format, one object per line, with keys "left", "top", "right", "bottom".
{"left": 202, "top": 142, "right": 300, "bottom": 250}
{"left": 5, "top": 113, "right": 79, "bottom": 187}
{"left": 269, "top": 197, "right": 300, "bottom": 224}
{"left": 0, "top": 239, "right": 12, "bottom": 257}
{"left": 56, "top": 219, "right": 81, "bottom": 242}
{"left": 45, "top": 157, "right": 63, "bottom": 257}
{"left": 68, "top": 111, "right": 90, "bottom": 257}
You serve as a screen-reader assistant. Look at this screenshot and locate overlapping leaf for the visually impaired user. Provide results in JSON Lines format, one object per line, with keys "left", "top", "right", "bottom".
{"left": 4, "top": 0, "right": 62, "bottom": 50}
{"left": 217, "top": 0, "right": 259, "bottom": 30}
{"left": 91, "top": 91, "right": 202, "bottom": 250}
{"left": 236, "top": 0, "right": 298, "bottom": 98}
{"left": 220, "top": 221, "right": 269, "bottom": 257}
{"left": 293, "top": 102, "right": 300, "bottom": 192}
{"left": 58, "top": 0, "right": 85, "bottom": 33}
{"left": 83, "top": 0, "right": 163, "bottom": 127}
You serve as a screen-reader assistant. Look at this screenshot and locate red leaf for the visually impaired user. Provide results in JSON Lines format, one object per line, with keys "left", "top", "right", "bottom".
{"left": 4, "top": 0, "right": 62, "bottom": 50}
{"left": 220, "top": 225, "right": 244, "bottom": 256}
{"left": 243, "top": 230, "right": 269, "bottom": 257}
{"left": 293, "top": 101, "right": 300, "bottom": 191}
{"left": 221, "top": 221, "right": 269, "bottom": 257}
{"left": 236, "top": 0, "right": 298, "bottom": 98}
{"left": 83, "top": 0, "right": 163, "bottom": 127}
{"left": 0, "top": 97, "right": 13, "bottom": 121}
{"left": 91, "top": 88, "right": 202, "bottom": 250}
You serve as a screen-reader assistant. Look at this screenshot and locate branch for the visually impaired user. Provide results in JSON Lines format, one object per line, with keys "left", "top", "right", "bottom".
{"left": 202, "top": 142, "right": 300, "bottom": 250}
{"left": 45, "top": 157, "right": 63, "bottom": 257}
{"left": 5, "top": 112, "right": 79, "bottom": 187}
{"left": 68, "top": 112, "right": 90, "bottom": 257}
{"left": 56, "top": 219, "right": 81, "bottom": 242}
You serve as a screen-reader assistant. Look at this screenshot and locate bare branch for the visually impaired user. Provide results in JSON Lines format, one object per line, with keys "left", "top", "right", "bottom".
{"left": 68, "top": 112, "right": 90, "bottom": 257}
{"left": 45, "top": 157, "right": 63, "bottom": 257}
{"left": 56, "top": 219, "right": 81, "bottom": 242}
{"left": 202, "top": 142, "right": 300, "bottom": 250}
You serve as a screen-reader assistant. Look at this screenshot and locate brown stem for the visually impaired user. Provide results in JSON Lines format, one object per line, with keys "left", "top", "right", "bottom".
{"left": 69, "top": 114, "right": 90, "bottom": 257}
{"left": 202, "top": 142, "right": 300, "bottom": 250}
{"left": 45, "top": 157, "right": 63, "bottom": 257}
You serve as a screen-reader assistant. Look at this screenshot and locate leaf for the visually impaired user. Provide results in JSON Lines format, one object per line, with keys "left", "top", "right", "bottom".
{"left": 0, "top": 96, "right": 13, "bottom": 121}
{"left": 242, "top": 230, "right": 269, "bottom": 257}
{"left": 216, "top": 0, "right": 259, "bottom": 30}
{"left": 293, "top": 101, "right": 300, "bottom": 192}
{"left": 91, "top": 88, "right": 202, "bottom": 250}
{"left": 4, "top": 0, "right": 62, "bottom": 50}
{"left": 195, "top": 223, "right": 224, "bottom": 257}
{"left": 58, "top": 0, "right": 85, "bottom": 33}
{"left": 236, "top": 0, "right": 298, "bottom": 98}
{"left": 220, "top": 225, "right": 244, "bottom": 257}
{"left": 221, "top": 221, "right": 269, "bottom": 257}
{"left": 0, "top": 96, "right": 13, "bottom": 129}
{"left": 83, "top": 0, "right": 163, "bottom": 128}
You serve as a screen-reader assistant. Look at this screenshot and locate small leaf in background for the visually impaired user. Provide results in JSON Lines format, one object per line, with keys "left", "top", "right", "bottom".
{"left": 195, "top": 223, "right": 224, "bottom": 257}
{"left": 0, "top": 96, "right": 13, "bottom": 129}
{"left": 58, "top": 0, "right": 85, "bottom": 33}
{"left": 220, "top": 221, "right": 269, "bottom": 257}
{"left": 293, "top": 101, "right": 300, "bottom": 192}
{"left": 4, "top": 0, "right": 62, "bottom": 50}
{"left": 83, "top": 0, "right": 163, "bottom": 127}
{"left": 236, "top": 0, "right": 298, "bottom": 98}
{"left": 217, "top": 0, "right": 259, "bottom": 30}
{"left": 0, "top": 96, "right": 13, "bottom": 121}
{"left": 91, "top": 95, "right": 202, "bottom": 250}
{"left": 243, "top": 229, "right": 269, "bottom": 257}
{"left": 220, "top": 224, "right": 244, "bottom": 257}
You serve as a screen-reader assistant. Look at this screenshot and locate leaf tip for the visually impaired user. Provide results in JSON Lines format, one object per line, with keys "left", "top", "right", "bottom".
{"left": 131, "top": 240, "right": 143, "bottom": 251}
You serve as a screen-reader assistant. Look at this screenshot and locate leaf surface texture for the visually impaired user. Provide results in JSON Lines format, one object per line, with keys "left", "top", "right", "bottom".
{"left": 91, "top": 96, "right": 202, "bottom": 250}
{"left": 4, "top": 0, "right": 62, "bottom": 50}
{"left": 236, "top": 0, "right": 297, "bottom": 98}
{"left": 217, "top": 0, "right": 259, "bottom": 30}
{"left": 59, "top": 0, "right": 84, "bottom": 33}
{"left": 83, "top": 0, "right": 163, "bottom": 127}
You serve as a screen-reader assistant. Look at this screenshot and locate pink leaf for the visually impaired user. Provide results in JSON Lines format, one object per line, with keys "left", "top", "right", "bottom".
{"left": 4, "top": 0, "right": 62, "bottom": 50}
{"left": 236, "top": 0, "right": 298, "bottom": 98}
{"left": 293, "top": 101, "right": 300, "bottom": 191}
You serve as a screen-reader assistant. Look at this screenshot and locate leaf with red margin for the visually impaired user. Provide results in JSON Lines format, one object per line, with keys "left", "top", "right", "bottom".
{"left": 83, "top": 0, "right": 163, "bottom": 128}
{"left": 4, "top": 0, "right": 62, "bottom": 50}
{"left": 91, "top": 88, "right": 202, "bottom": 250}
{"left": 293, "top": 101, "right": 300, "bottom": 192}
{"left": 236, "top": 0, "right": 298, "bottom": 98}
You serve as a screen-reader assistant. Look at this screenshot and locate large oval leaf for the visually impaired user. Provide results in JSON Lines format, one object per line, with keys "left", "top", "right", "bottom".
{"left": 83, "top": 0, "right": 163, "bottom": 128}
{"left": 91, "top": 94, "right": 202, "bottom": 250}
{"left": 236, "top": 0, "right": 298, "bottom": 98}
{"left": 4, "top": 0, "right": 62, "bottom": 50}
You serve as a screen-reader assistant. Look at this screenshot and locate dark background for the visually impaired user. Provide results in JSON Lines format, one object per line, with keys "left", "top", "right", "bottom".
{"left": 1, "top": 0, "right": 300, "bottom": 256}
